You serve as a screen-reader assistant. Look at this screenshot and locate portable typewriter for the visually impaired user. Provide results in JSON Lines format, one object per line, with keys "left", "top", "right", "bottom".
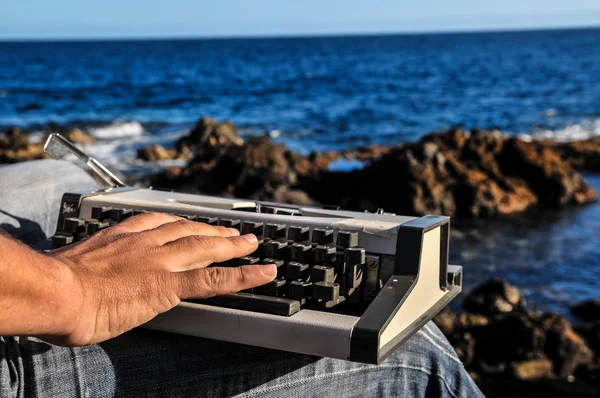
{"left": 44, "top": 133, "right": 462, "bottom": 364}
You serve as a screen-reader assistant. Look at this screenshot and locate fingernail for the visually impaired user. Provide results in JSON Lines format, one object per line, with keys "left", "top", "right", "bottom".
{"left": 242, "top": 234, "right": 258, "bottom": 244}
{"left": 228, "top": 228, "right": 240, "bottom": 236}
{"left": 262, "top": 263, "right": 277, "bottom": 277}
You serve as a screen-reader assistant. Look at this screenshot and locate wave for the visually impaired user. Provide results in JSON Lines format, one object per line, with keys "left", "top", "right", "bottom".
{"left": 88, "top": 121, "right": 145, "bottom": 139}
{"left": 528, "top": 119, "right": 600, "bottom": 142}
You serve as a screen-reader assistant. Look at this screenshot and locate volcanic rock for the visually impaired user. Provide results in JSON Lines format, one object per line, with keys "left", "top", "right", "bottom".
{"left": 510, "top": 358, "right": 554, "bottom": 380}
{"left": 540, "top": 313, "right": 594, "bottom": 377}
{"left": 553, "top": 137, "right": 600, "bottom": 171}
{"left": 175, "top": 116, "right": 243, "bottom": 156}
{"left": 570, "top": 299, "right": 600, "bottom": 322}
{"left": 0, "top": 127, "right": 47, "bottom": 163}
{"left": 462, "top": 278, "right": 527, "bottom": 316}
{"left": 137, "top": 144, "right": 178, "bottom": 161}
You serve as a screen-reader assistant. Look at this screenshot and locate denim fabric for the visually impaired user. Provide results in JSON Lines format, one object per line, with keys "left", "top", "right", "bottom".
{"left": 0, "top": 160, "right": 484, "bottom": 398}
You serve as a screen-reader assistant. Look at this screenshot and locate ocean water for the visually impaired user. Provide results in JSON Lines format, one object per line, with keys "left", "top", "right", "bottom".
{"left": 1, "top": 29, "right": 599, "bottom": 314}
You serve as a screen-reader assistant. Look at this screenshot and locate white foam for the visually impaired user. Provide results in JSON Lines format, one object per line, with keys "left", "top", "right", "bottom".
{"left": 88, "top": 121, "right": 145, "bottom": 139}
{"left": 526, "top": 119, "right": 600, "bottom": 142}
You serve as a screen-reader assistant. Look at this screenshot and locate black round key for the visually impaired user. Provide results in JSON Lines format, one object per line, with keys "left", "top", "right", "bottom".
{"left": 219, "top": 219, "right": 240, "bottom": 230}
{"left": 264, "top": 240, "right": 288, "bottom": 259}
{"left": 345, "top": 247, "right": 366, "bottom": 266}
{"left": 178, "top": 214, "right": 197, "bottom": 221}
{"left": 290, "top": 243, "right": 312, "bottom": 262}
{"left": 110, "top": 208, "right": 133, "bottom": 222}
{"left": 265, "top": 223, "right": 287, "bottom": 240}
{"left": 312, "top": 228, "right": 334, "bottom": 245}
{"left": 286, "top": 262, "right": 310, "bottom": 281}
{"left": 241, "top": 221, "right": 264, "bottom": 237}
{"left": 86, "top": 221, "right": 109, "bottom": 235}
{"left": 63, "top": 218, "right": 86, "bottom": 234}
{"left": 288, "top": 226, "right": 310, "bottom": 242}
{"left": 313, "top": 282, "right": 340, "bottom": 303}
{"left": 197, "top": 216, "right": 218, "bottom": 225}
{"left": 91, "top": 206, "right": 112, "bottom": 221}
{"left": 336, "top": 231, "right": 359, "bottom": 248}
{"left": 261, "top": 279, "right": 287, "bottom": 297}
{"left": 51, "top": 235, "right": 73, "bottom": 249}
{"left": 262, "top": 258, "right": 286, "bottom": 278}
{"left": 311, "top": 265, "right": 335, "bottom": 284}
{"left": 289, "top": 281, "right": 312, "bottom": 300}
{"left": 236, "top": 256, "right": 260, "bottom": 265}
{"left": 314, "top": 245, "right": 336, "bottom": 265}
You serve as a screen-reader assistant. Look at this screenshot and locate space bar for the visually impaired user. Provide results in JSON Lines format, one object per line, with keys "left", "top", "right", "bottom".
{"left": 189, "top": 293, "right": 301, "bottom": 316}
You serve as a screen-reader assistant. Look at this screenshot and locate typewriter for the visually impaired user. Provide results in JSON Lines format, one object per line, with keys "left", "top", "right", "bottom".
{"left": 44, "top": 133, "right": 462, "bottom": 364}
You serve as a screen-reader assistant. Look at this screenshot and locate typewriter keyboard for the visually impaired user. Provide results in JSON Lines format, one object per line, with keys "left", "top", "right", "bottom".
{"left": 51, "top": 206, "right": 379, "bottom": 317}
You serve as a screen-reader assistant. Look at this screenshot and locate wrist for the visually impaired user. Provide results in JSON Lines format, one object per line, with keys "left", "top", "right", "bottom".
{"left": 42, "top": 256, "right": 84, "bottom": 339}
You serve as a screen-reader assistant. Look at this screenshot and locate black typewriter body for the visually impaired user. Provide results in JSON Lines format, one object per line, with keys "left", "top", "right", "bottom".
{"left": 51, "top": 187, "right": 462, "bottom": 364}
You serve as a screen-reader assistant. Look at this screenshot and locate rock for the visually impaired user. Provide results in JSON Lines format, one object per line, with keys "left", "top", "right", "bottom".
{"left": 146, "top": 123, "right": 597, "bottom": 218}
{"left": 510, "top": 357, "right": 554, "bottom": 380}
{"left": 453, "top": 332, "right": 476, "bottom": 366}
{"left": 62, "top": 128, "right": 95, "bottom": 145}
{"left": 137, "top": 144, "right": 178, "bottom": 161}
{"left": 152, "top": 136, "right": 320, "bottom": 204}
{"left": 0, "top": 127, "right": 47, "bottom": 163}
{"left": 574, "top": 321, "right": 600, "bottom": 356}
{"left": 498, "top": 138, "right": 597, "bottom": 206}
{"left": 456, "top": 313, "right": 489, "bottom": 329}
{"left": 554, "top": 137, "right": 600, "bottom": 171}
{"left": 462, "top": 278, "right": 527, "bottom": 316}
{"left": 570, "top": 299, "right": 600, "bottom": 322}
{"left": 271, "top": 185, "right": 317, "bottom": 206}
{"left": 468, "top": 313, "right": 546, "bottom": 364}
{"left": 540, "top": 313, "right": 594, "bottom": 378}
{"left": 433, "top": 306, "right": 457, "bottom": 336}
{"left": 175, "top": 116, "right": 243, "bottom": 155}
{"left": 299, "top": 128, "right": 596, "bottom": 218}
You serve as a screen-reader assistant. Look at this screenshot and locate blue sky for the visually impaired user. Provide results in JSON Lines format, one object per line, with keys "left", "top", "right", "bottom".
{"left": 1, "top": 0, "right": 600, "bottom": 39}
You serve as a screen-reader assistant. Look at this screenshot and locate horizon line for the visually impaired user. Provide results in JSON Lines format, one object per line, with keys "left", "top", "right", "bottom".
{"left": 1, "top": 23, "right": 599, "bottom": 43}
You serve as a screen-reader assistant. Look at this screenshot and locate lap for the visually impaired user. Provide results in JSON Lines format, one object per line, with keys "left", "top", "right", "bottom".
{"left": 0, "top": 159, "right": 97, "bottom": 244}
{"left": 2, "top": 322, "right": 481, "bottom": 398}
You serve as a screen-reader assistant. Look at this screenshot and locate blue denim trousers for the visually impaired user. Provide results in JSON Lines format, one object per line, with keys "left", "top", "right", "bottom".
{"left": 0, "top": 160, "right": 484, "bottom": 398}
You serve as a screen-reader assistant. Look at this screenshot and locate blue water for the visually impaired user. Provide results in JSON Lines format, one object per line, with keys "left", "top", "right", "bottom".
{"left": 2, "top": 28, "right": 600, "bottom": 152}
{"left": 1, "top": 29, "right": 600, "bottom": 314}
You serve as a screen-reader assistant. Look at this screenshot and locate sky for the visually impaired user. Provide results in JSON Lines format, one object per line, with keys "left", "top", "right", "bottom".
{"left": 1, "top": 0, "right": 600, "bottom": 40}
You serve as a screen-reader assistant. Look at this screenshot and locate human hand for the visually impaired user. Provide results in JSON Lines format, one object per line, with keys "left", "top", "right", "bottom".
{"left": 45, "top": 212, "right": 276, "bottom": 346}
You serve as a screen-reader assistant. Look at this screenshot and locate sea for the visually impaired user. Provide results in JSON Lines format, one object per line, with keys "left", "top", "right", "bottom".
{"left": 1, "top": 28, "right": 599, "bottom": 315}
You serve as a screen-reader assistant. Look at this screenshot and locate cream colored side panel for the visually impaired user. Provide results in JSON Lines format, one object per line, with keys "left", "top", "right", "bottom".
{"left": 379, "top": 227, "right": 444, "bottom": 348}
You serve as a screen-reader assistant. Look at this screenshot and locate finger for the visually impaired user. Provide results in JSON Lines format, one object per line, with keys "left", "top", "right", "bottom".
{"left": 112, "top": 212, "right": 182, "bottom": 233}
{"left": 159, "top": 234, "right": 259, "bottom": 271}
{"left": 174, "top": 264, "right": 277, "bottom": 299}
{"left": 142, "top": 219, "right": 239, "bottom": 246}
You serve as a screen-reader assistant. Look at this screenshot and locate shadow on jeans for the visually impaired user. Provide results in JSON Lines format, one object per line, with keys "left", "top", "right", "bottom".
{"left": 0, "top": 209, "right": 46, "bottom": 246}
{"left": 100, "top": 328, "right": 318, "bottom": 397}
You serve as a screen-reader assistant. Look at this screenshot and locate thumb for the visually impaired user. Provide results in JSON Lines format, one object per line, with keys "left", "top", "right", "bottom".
{"left": 174, "top": 263, "right": 277, "bottom": 299}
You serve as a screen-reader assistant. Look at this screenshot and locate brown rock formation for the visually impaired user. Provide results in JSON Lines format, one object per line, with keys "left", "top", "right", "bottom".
{"left": 553, "top": 137, "right": 600, "bottom": 171}
{"left": 301, "top": 128, "right": 596, "bottom": 217}
{"left": 434, "top": 279, "right": 599, "bottom": 397}
{"left": 0, "top": 127, "right": 47, "bottom": 163}
{"left": 148, "top": 121, "right": 598, "bottom": 219}
{"left": 137, "top": 144, "right": 178, "bottom": 161}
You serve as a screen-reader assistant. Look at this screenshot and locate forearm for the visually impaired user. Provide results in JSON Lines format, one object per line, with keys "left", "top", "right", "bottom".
{"left": 0, "top": 231, "right": 78, "bottom": 337}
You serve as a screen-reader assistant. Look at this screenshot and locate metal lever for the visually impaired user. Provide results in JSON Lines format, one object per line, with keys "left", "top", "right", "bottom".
{"left": 43, "top": 133, "right": 126, "bottom": 188}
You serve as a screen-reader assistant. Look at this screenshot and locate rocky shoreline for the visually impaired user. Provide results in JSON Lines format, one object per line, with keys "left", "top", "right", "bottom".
{"left": 2, "top": 117, "right": 600, "bottom": 395}
{"left": 434, "top": 281, "right": 600, "bottom": 397}
{"left": 139, "top": 116, "right": 599, "bottom": 219}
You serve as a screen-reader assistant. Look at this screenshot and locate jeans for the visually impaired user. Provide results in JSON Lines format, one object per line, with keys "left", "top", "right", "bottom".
{"left": 0, "top": 160, "right": 484, "bottom": 398}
